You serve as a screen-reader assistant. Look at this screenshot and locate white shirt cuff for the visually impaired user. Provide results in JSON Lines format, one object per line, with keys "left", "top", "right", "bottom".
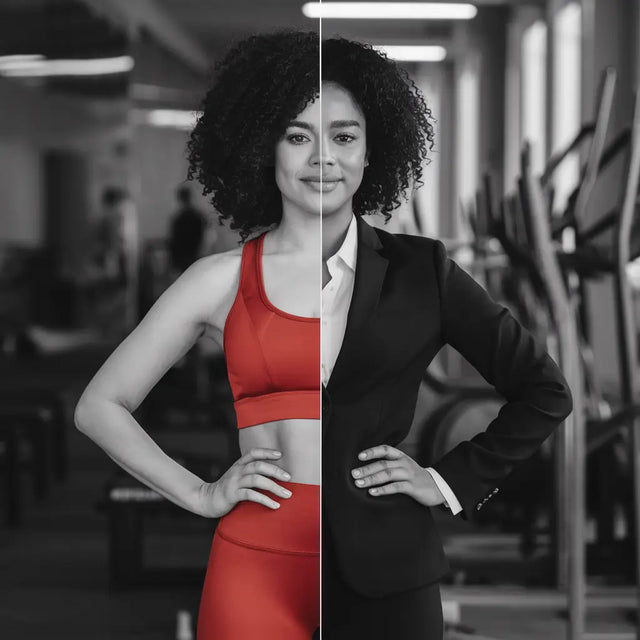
{"left": 425, "top": 467, "right": 463, "bottom": 516}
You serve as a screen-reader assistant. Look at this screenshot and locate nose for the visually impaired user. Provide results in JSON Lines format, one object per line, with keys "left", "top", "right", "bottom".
{"left": 309, "top": 137, "right": 336, "bottom": 167}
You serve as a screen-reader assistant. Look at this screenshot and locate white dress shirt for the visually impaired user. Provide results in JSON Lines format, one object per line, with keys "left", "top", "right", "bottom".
{"left": 321, "top": 214, "right": 463, "bottom": 516}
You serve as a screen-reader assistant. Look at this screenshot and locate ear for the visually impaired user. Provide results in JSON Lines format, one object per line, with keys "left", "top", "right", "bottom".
{"left": 364, "top": 150, "right": 370, "bottom": 167}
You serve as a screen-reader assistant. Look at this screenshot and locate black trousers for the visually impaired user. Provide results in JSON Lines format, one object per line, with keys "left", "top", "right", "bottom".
{"left": 320, "top": 519, "right": 444, "bottom": 640}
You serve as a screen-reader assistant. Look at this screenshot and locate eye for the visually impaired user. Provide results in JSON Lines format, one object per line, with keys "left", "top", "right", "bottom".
{"left": 286, "top": 133, "right": 308, "bottom": 144}
{"left": 335, "top": 133, "right": 356, "bottom": 144}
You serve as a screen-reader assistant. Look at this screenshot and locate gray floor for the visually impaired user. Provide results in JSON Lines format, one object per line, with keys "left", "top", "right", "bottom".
{"left": 0, "top": 425, "right": 208, "bottom": 640}
{"left": 1, "top": 414, "right": 636, "bottom": 639}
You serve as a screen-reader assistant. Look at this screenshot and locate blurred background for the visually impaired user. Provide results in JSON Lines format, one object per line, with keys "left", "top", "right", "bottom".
{"left": 1, "top": 1, "right": 640, "bottom": 639}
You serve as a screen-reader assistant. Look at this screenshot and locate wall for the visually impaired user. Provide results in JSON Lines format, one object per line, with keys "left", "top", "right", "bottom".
{"left": 0, "top": 140, "right": 42, "bottom": 245}
{"left": 0, "top": 77, "right": 129, "bottom": 253}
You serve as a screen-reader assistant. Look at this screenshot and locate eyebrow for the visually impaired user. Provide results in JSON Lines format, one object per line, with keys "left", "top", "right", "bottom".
{"left": 330, "top": 120, "right": 361, "bottom": 128}
{"left": 286, "top": 119, "right": 362, "bottom": 130}
{"left": 287, "top": 120, "right": 314, "bottom": 131}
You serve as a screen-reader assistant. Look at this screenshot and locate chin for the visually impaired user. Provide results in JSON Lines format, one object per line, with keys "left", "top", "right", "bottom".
{"left": 320, "top": 197, "right": 354, "bottom": 217}
{"left": 302, "top": 195, "right": 349, "bottom": 218}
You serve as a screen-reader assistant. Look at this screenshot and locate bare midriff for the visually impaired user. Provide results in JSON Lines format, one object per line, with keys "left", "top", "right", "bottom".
{"left": 238, "top": 419, "right": 321, "bottom": 485}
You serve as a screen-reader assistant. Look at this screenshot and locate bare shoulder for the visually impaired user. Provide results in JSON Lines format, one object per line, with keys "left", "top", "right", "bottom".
{"left": 171, "top": 245, "right": 244, "bottom": 339}
{"left": 189, "top": 245, "right": 243, "bottom": 285}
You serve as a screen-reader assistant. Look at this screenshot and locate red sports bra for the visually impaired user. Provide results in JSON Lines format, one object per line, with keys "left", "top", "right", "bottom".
{"left": 223, "top": 232, "right": 320, "bottom": 429}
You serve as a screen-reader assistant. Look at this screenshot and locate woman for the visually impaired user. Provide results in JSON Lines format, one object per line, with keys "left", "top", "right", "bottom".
{"left": 74, "top": 31, "right": 323, "bottom": 639}
{"left": 318, "top": 37, "right": 573, "bottom": 639}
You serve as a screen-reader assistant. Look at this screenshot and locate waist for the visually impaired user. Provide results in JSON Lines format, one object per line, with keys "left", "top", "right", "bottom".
{"left": 234, "top": 390, "right": 320, "bottom": 429}
{"left": 215, "top": 480, "right": 320, "bottom": 554}
{"left": 239, "top": 418, "right": 320, "bottom": 484}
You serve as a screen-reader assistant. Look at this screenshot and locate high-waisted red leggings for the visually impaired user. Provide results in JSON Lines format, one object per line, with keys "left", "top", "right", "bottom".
{"left": 196, "top": 481, "right": 320, "bottom": 639}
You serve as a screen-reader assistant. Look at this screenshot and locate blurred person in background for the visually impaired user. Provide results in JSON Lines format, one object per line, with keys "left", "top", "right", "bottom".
{"left": 91, "top": 186, "right": 139, "bottom": 336}
{"left": 168, "top": 184, "right": 206, "bottom": 276}
{"left": 74, "top": 30, "right": 322, "bottom": 640}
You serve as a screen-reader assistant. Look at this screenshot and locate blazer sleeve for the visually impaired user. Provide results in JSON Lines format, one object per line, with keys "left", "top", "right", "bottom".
{"left": 429, "top": 239, "right": 573, "bottom": 520}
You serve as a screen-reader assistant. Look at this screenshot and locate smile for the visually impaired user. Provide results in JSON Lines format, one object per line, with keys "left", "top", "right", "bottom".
{"left": 301, "top": 179, "right": 342, "bottom": 192}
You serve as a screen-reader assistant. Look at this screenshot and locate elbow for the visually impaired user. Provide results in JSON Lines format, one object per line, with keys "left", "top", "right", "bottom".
{"left": 562, "top": 383, "right": 574, "bottom": 420}
{"left": 546, "top": 362, "right": 574, "bottom": 422}
{"left": 73, "top": 396, "right": 92, "bottom": 432}
{"left": 551, "top": 377, "right": 573, "bottom": 422}
{"left": 74, "top": 393, "right": 108, "bottom": 432}
{"left": 74, "top": 392, "right": 130, "bottom": 432}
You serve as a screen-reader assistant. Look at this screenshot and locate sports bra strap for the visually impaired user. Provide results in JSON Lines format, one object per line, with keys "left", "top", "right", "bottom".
{"left": 237, "top": 233, "right": 262, "bottom": 300}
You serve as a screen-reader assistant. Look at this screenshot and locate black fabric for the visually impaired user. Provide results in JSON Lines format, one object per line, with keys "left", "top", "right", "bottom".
{"left": 321, "top": 516, "right": 443, "bottom": 639}
{"left": 322, "top": 214, "right": 574, "bottom": 597}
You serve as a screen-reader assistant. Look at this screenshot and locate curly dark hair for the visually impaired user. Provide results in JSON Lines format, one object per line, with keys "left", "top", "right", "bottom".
{"left": 186, "top": 30, "right": 319, "bottom": 242}
{"left": 322, "top": 37, "right": 435, "bottom": 224}
{"left": 186, "top": 30, "right": 434, "bottom": 242}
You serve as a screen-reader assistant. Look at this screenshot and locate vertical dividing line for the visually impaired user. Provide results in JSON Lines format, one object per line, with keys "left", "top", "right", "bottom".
{"left": 318, "top": 8, "right": 323, "bottom": 638}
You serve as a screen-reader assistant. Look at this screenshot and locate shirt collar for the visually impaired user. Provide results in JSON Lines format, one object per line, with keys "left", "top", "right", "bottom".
{"left": 332, "top": 213, "right": 357, "bottom": 271}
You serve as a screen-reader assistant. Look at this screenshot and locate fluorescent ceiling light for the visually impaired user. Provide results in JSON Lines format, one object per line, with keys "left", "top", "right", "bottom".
{"left": 0, "top": 54, "right": 44, "bottom": 64}
{"left": 302, "top": 2, "right": 477, "bottom": 20}
{"left": 133, "top": 109, "right": 202, "bottom": 130}
{"left": 0, "top": 55, "right": 134, "bottom": 77}
{"left": 373, "top": 45, "right": 447, "bottom": 61}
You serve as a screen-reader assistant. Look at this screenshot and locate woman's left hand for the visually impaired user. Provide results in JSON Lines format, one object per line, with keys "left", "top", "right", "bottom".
{"left": 351, "top": 444, "right": 446, "bottom": 507}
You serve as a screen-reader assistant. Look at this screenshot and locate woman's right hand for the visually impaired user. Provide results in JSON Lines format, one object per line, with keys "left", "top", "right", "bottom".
{"left": 197, "top": 448, "right": 293, "bottom": 518}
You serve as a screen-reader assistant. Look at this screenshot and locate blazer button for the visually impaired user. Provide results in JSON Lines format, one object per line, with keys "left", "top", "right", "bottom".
{"left": 476, "top": 504, "right": 482, "bottom": 510}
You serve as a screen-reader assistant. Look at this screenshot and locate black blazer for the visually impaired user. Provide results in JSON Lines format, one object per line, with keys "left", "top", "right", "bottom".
{"left": 321, "top": 215, "right": 573, "bottom": 597}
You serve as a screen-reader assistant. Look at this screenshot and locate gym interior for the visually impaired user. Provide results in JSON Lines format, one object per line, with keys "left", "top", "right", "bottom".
{"left": 1, "top": 1, "right": 640, "bottom": 638}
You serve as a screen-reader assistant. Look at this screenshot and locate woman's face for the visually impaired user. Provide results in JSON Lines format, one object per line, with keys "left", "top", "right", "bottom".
{"left": 274, "top": 81, "right": 368, "bottom": 219}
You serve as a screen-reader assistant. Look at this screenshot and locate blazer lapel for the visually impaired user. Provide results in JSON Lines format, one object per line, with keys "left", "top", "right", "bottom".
{"left": 325, "top": 215, "right": 388, "bottom": 397}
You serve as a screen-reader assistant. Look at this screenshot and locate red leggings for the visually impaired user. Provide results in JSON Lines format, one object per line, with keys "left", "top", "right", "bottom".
{"left": 196, "top": 481, "right": 320, "bottom": 639}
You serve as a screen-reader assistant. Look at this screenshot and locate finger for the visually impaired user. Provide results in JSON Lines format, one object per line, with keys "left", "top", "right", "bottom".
{"left": 239, "top": 473, "right": 293, "bottom": 499}
{"left": 368, "top": 481, "right": 411, "bottom": 496}
{"left": 244, "top": 460, "right": 291, "bottom": 481}
{"left": 355, "top": 467, "right": 407, "bottom": 488}
{"left": 352, "top": 459, "right": 397, "bottom": 479}
{"left": 237, "top": 447, "right": 282, "bottom": 465}
{"left": 238, "top": 487, "right": 281, "bottom": 509}
{"left": 358, "top": 444, "right": 403, "bottom": 461}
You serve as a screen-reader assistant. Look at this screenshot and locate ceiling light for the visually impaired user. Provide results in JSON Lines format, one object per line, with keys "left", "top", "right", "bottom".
{"left": 373, "top": 45, "right": 447, "bottom": 61}
{"left": 132, "top": 109, "right": 202, "bottom": 130}
{"left": 0, "top": 55, "right": 134, "bottom": 77}
{"left": 0, "top": 54, "right": 44, "bottom": 64}
{"left": 302, "top": 3, "right": 477, "bottom": 20}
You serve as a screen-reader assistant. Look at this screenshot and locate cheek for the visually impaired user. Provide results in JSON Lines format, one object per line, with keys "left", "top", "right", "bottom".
{"left": 342, "top": 151, "right": 367, "bottom": 180}
{"left": 275, "top": 146, "right": 307, "bottom": 182}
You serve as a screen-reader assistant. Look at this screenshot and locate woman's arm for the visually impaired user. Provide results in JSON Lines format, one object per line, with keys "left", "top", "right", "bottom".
{"left": 74, "top": 254, "right": 235, "bottom": 516}
{"left": 429, "top": 239, "right": 574, "bottom": 520}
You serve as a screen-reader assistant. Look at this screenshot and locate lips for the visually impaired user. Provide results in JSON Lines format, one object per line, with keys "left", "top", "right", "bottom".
{"left": 301, "top": 177, "right": 342, "bottom": 182}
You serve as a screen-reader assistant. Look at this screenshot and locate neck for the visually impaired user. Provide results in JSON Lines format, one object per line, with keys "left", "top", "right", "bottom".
{"left": 322, "top": 208, "right": 354, "bottom": 261}
{"left": 268, "top": 210, "right": 321, "bottom": 256}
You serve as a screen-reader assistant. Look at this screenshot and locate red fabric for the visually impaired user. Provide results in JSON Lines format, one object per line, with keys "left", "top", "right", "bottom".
{"left": 196, "top": 481, "right": 320, "bottom": 639}
{"left": 223, "top": 233, "right": 321, "bottom": 429}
